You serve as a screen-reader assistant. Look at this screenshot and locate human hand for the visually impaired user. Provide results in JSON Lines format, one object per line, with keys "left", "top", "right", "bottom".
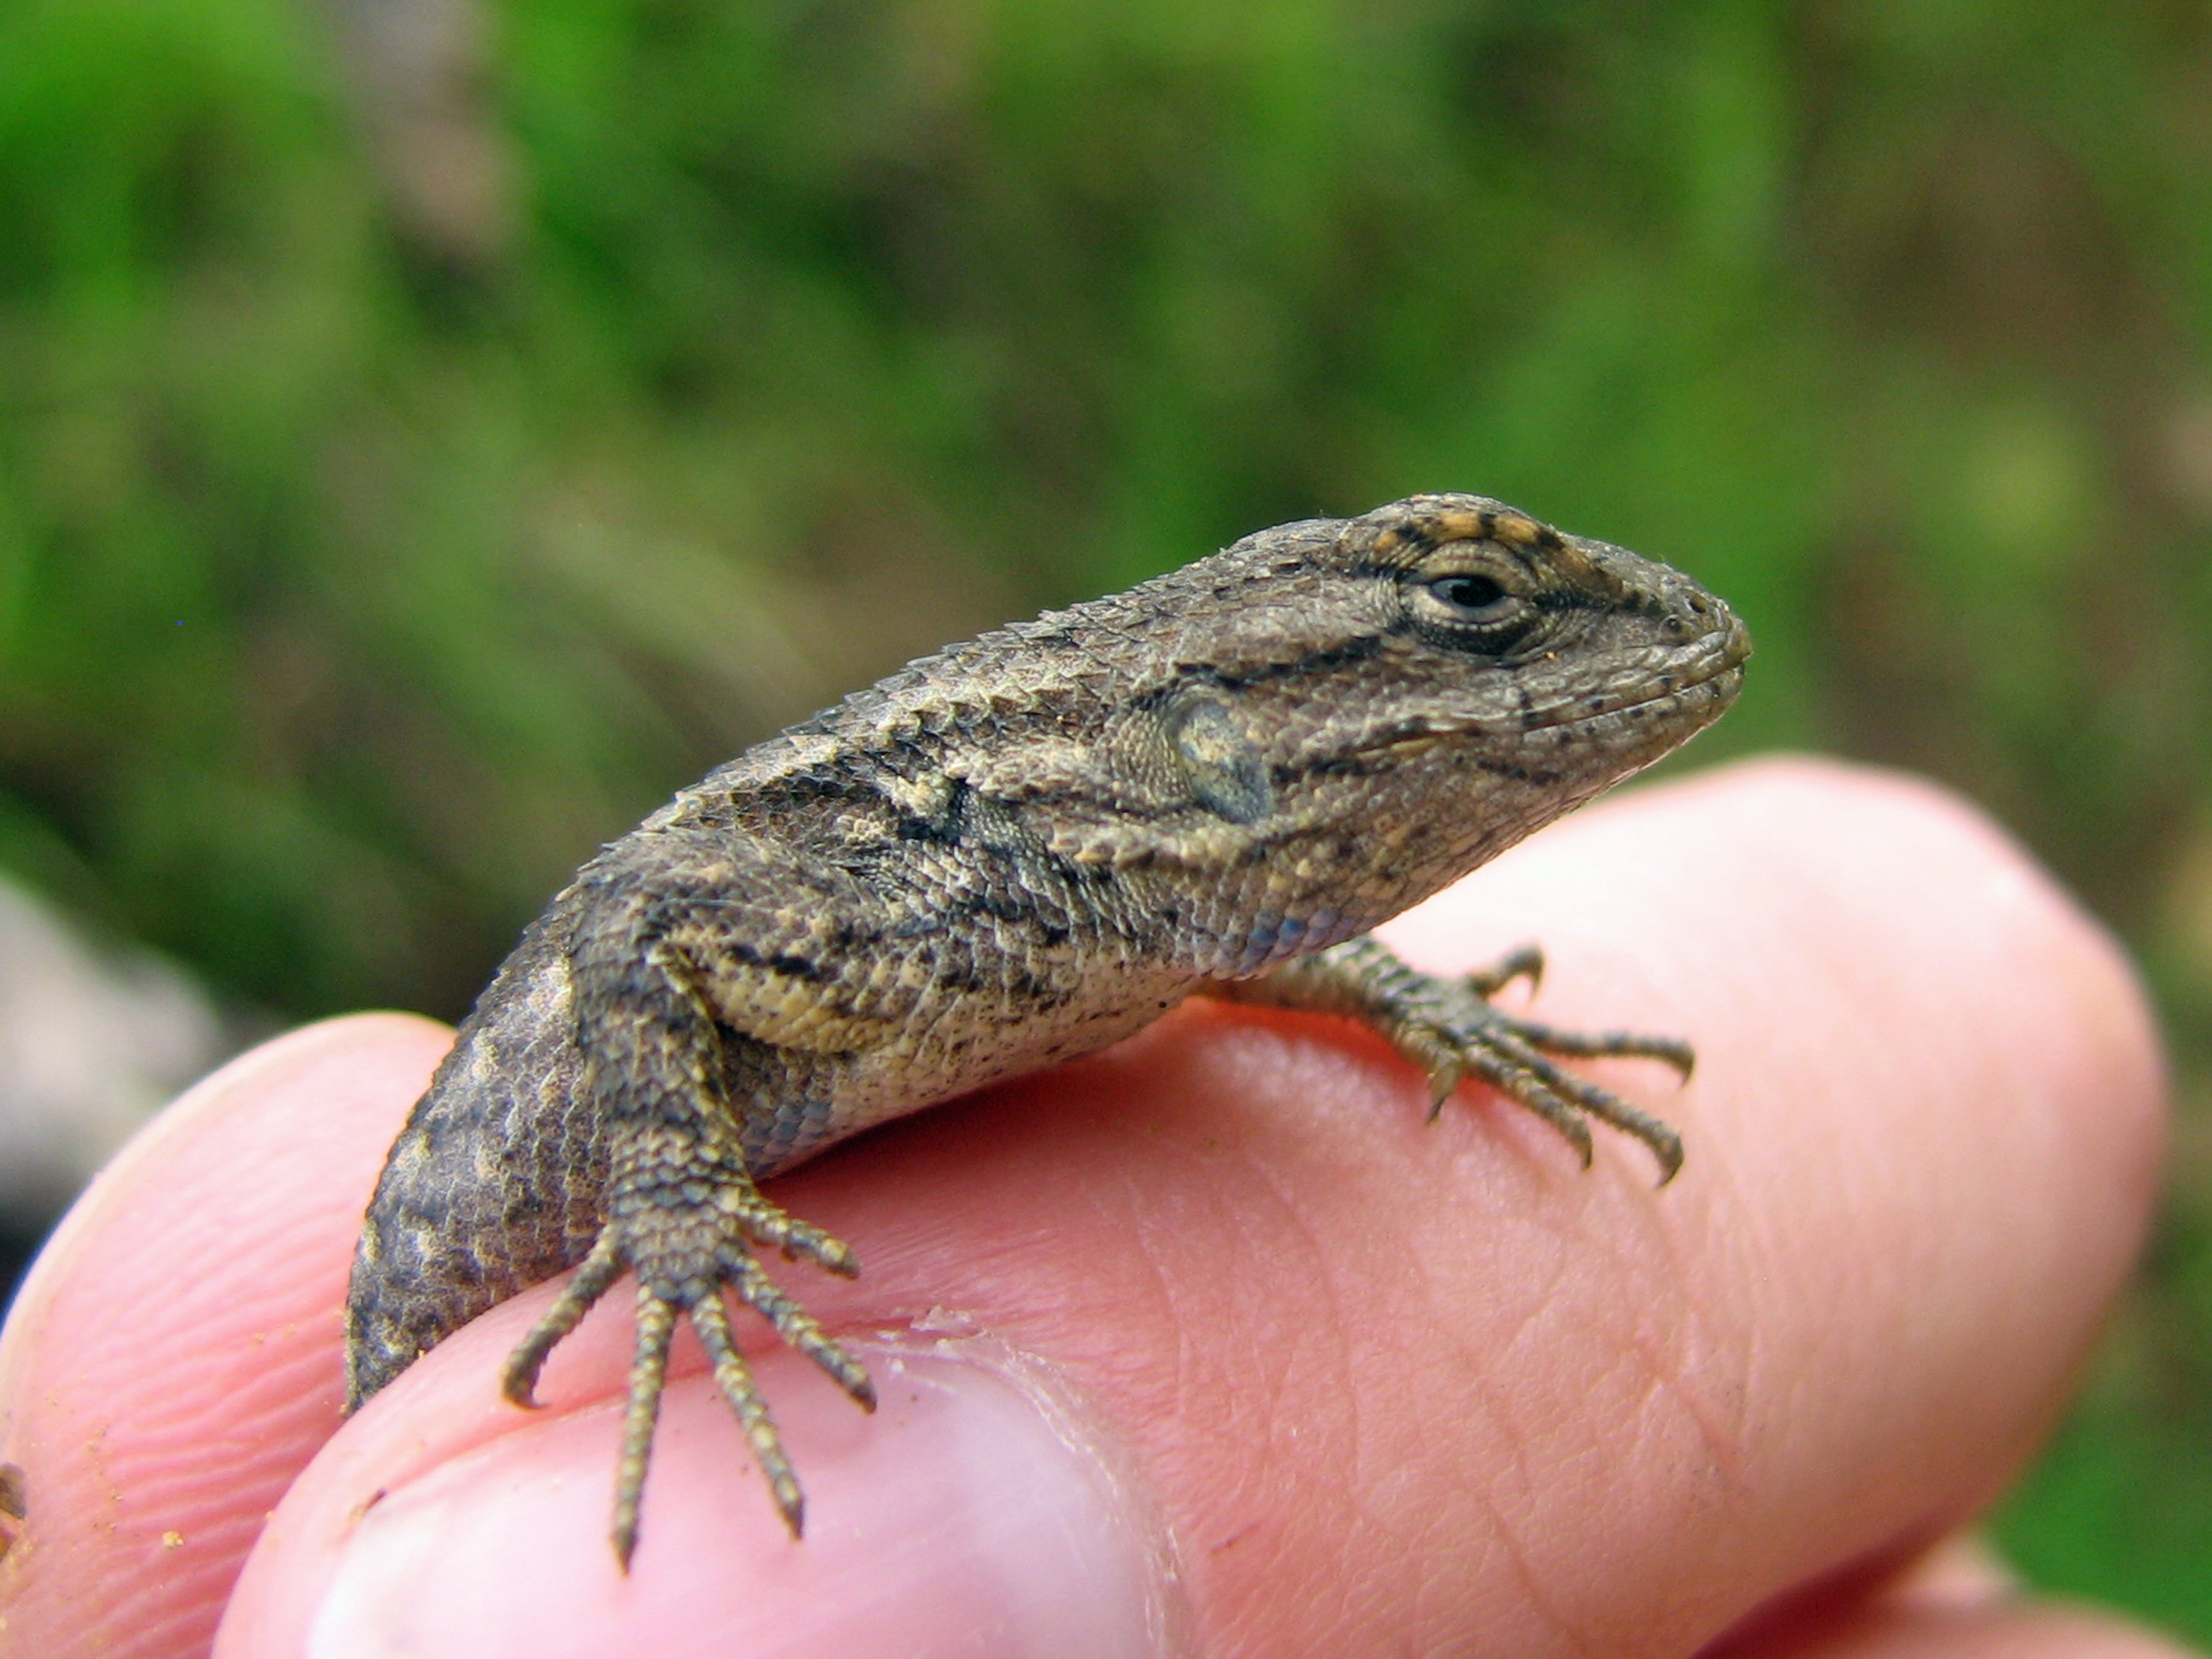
{"left": 0, "top": 758, "right": 2187, "bottom": 1658}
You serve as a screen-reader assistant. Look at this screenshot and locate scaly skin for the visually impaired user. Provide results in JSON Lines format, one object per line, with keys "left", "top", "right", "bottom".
{"left": 345, "top": 493, "right": 1750, "bottom": 1566}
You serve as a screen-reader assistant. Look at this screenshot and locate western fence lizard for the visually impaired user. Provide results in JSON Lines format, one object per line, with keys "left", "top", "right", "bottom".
{"left": 344, "top": 493, "right": 1749, "bottom": 1567}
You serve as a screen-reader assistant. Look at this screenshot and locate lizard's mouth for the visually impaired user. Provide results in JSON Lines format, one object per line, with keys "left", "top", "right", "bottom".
{"left": 1539, "top": 647, "right": 1747, "bottom": 734}
{"left": 1537, "top": 603, "right": 1752, "bottom": 731}
{"left": 1355, "top": 615, "right": 1750, "bottom": 756}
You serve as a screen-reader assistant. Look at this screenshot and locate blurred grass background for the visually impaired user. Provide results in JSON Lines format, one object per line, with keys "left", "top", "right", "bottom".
{"left": 2, "top": 0, "right": 2209, "bottom": 1635}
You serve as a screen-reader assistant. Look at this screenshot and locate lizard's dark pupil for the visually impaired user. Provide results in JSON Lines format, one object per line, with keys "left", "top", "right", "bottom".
{"left": 1434, "top": 574, "right": 1506, "bottom": 615}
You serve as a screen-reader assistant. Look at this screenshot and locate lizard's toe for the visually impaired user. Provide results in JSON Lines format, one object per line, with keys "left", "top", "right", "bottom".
{"left": 498, "top": 1180, "right": 876, "bottom": 1568}
{"left": 1429, "top": 997, "right": 1689, "bottom": 1184}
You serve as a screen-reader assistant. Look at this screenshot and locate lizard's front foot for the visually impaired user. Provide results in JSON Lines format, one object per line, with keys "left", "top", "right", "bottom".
{"left": 500, "top": 1168, "right": 876, "bottom": 1568}
{"left": 1222, "top": 935, "right": 1694, "bottom": 1182}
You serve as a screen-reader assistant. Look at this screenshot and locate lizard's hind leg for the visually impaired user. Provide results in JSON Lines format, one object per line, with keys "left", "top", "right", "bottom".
{"left": 505, "top": 899, "right": 876, "bottom": 1570}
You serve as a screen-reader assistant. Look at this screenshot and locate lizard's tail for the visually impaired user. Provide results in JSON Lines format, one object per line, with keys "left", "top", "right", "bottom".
{"left": 344, "top": 911, "right": 607, "bottom": 1408}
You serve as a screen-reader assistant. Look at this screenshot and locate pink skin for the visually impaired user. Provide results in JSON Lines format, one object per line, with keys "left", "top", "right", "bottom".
{"left": 0, "top": 758, "right": 2188, "bottom": 1659}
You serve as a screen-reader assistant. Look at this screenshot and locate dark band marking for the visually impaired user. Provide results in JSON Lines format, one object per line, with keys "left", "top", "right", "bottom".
{"left": 1166, "top": 631, "right": 1388, "bottom": 693}
{"left": 721, "top": 942, "right": 831, "bottom": 984}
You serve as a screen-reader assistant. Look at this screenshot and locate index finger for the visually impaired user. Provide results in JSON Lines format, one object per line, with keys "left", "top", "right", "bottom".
{"left": 0, "top": 1014, "right": 451, "bottom": 1659}
{"left": 223, "top": 760, "right": 2159, "bottom": 1657}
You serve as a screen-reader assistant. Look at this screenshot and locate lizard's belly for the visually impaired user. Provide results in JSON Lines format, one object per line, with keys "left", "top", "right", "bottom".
{"left": 737, "top": 961, "right": 1195, "bottom": 1177}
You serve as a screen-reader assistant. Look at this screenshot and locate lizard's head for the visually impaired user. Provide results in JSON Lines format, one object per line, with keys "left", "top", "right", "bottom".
{"left": 1318, "top": 492, "right": 1750, "bottom": 772}
{"left": 846, "top": 493, "right": 1745, "bottom": 961}
{"left": 1121, "top": 492, "right": 1751, "bottom": 932}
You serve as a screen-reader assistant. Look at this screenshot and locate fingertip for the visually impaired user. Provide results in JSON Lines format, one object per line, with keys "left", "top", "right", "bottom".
{"left": 0, "top": 1013, "right": 451, "bottom": 1659}
{"left": 220, "top": 1339, "right": 1174, "bottom": 1659}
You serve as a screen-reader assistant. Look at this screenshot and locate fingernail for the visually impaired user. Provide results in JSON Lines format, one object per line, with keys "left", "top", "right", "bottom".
{"left": 306, "top": 1346, "right": 1173, "bottom": 1659}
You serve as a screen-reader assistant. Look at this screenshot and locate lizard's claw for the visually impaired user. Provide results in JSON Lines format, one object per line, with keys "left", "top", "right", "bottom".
{"left": 1461, "top": 943, "right": 1546, "bottom": 999}
{"left": 499, "top": 1184, "right": 875, "bottom": 1570}
{"left": 1396, "top": 976, "right": 1686, "bottom": 1184}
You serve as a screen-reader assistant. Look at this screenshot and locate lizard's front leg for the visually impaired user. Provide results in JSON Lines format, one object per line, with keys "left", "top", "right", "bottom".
{"left": 1215, "top": 935, "right": 1694, "bottom": 1182}
{"left": 503, "top": 885, "right": 877, "bottom": 1570}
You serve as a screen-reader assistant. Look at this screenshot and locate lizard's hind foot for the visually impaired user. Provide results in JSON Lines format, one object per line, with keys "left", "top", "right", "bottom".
{"left": 500, "top": 1182, "right": 876, "bottom": 1569}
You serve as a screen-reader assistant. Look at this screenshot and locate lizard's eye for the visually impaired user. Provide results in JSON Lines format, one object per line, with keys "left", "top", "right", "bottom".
{"left": 1405, "top": 559, "right": 1539, "bottom": 652}
{"left": 1425, "top": 572, "right": 1509, "bottom": 619}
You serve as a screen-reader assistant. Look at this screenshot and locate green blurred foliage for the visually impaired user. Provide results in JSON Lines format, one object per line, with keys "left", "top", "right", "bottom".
{"left": 2, "top": 0, "right": 2211, "bottom": 1635}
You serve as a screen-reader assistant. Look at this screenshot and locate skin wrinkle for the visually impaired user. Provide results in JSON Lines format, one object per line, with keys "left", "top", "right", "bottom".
{"left": 1185, "top": 1061, "right": 1341, "bottom": 1532}
{"left": 1223, "top": 1015, "right": 1485, "bottom": 1544}
{"left": 1185, "top": 999, "right": 1583, "bottom": 1654}
{"left": 1487, "top": 1448, "right": 1586, "bottom": 1658}
{"left": 1562, "top": 1148, "right": 1752, "bottom": 1519}
{"left": 1623, "top": 1123, "right": 1758, "bottom": 1509}
{"left": 1432, "top": 1215, "right": 1581, "bottom": 1651}
{"left": 1449, "top": 1430, "right": 1570, "bottom": 1654}
{"left": 1257, "top": 1194, "right": 1345, "bottom": 1487}
{"left": 1815, "top": 1081, "right": 1956, "bottom": 1457}
{"left": 1598, "top": 1331, "right": 1747, "bottom": 1640}
{"left": 1714, "top": 1097, "right": 1903, "bottom": 1617}
{"left": 1656, "top": 1265, "right": 1763, "bottom": 1521}
{"left": 1085, "top": 1105, "right": 1207, "bottom": 1506}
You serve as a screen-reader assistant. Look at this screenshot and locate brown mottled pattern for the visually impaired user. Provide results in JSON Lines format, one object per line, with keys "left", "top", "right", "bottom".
{"left": 344, "top": 493, "right": 1749, "bottom": 1565}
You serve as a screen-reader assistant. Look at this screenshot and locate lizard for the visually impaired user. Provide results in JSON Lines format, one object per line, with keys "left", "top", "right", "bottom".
{"left": 343, "top": 492, "right": 1750, "bottom": 1568}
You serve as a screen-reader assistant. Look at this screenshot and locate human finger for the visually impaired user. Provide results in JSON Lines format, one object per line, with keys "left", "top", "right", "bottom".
{"left": 0, "top": 1016, "right": 450, "bottom": 1659}
{"left": 216, "top": 759, "right": 2165, "bottom": 1657}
